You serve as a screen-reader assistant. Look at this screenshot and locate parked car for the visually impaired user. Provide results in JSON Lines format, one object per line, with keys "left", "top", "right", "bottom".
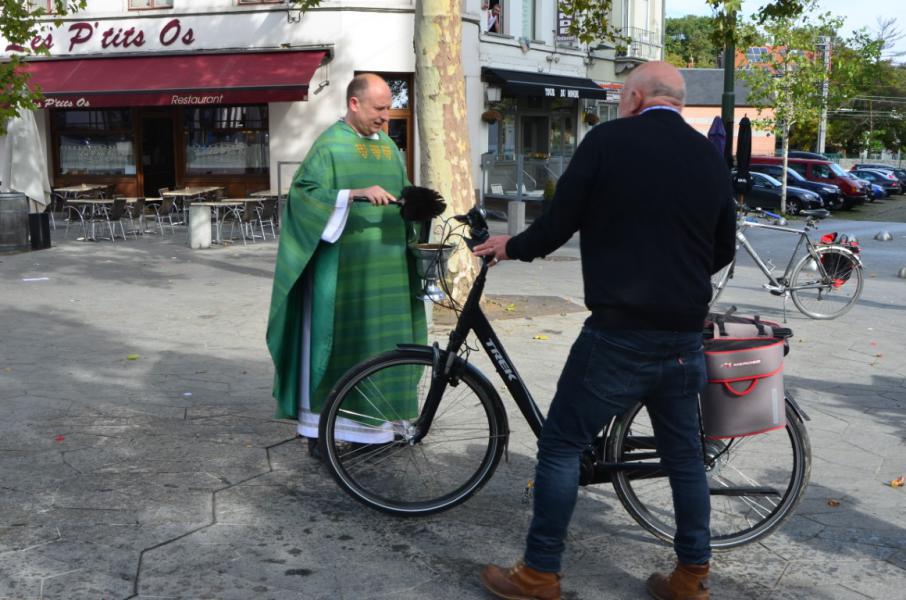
{"left": 750, "top": 163, "right": 843, "bottom": 209}
{"left": 850, "top": 168, "right": 903, "bottom": 195}
{"left": 854, "top": 178, "right": 886, "bottom": 200}
{"left": 751, "top": 156, "right": 868, "bottom": 209}
{"left": 788, "top": 150, "right": 830, "bottom": 160}
{"left": 737, "top": 171, "right": 825, "bottom": 214}
{"left": 850, "top": 163, "right": 906, "bottom": 185}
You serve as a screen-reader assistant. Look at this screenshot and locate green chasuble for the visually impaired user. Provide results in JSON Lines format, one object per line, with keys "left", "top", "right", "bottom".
{"left": 266, "top": 120, "right": 427, "bottom": 425}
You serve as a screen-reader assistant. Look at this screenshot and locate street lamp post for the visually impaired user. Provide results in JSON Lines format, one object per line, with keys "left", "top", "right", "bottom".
{"left": 720, "top": 11, "right": 737, "bottom": 168}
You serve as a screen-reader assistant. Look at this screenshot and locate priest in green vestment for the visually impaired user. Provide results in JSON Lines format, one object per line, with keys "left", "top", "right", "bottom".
{"left": 266, "top": 73, "right": 427, "bottom": 444}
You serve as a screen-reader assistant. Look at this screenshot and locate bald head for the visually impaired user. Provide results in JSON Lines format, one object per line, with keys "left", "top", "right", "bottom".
{"left": 345, "top": 73, "right": 392, "bottom": 136}
{"left": 618, "top": 61, "right": 686, "bottom": 118}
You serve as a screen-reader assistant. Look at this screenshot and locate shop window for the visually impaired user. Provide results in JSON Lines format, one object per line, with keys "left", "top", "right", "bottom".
{"left": 128, "top": 0, "right": 174, "bottom": 9}
{"left": 55, "top": 109, "right": 136, "bottom": 176}
{"left": 183, "top": 105, "right": 269, "bottom": 176}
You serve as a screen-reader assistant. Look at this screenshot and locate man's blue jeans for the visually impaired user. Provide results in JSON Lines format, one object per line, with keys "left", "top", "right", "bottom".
{"left": 523, "top": 326, "right": 711, "bottom": 572}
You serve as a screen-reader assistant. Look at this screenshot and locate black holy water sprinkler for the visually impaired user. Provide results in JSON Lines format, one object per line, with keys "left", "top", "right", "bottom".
{"left": 353, "top": 186, "right": 446, "bottom": 221}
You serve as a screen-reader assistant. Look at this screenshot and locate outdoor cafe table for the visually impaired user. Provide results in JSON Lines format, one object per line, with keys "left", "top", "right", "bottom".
{"left": 162, "top": 187, "right": 224, "bottom": 200}
{"left": 54, "top": 184, "right": 107, "bottom": 198}
{"left": 187, "top": 199, "right": 247, "bottom": 249}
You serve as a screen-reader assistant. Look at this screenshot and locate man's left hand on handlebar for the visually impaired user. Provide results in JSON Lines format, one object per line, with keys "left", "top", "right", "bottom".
{"left": 473, "top": 235, "right": 511, "bottom": 266}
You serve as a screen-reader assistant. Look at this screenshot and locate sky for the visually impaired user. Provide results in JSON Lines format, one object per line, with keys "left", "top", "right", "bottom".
{"left": 665, "top": 0, "right": 906, "bottom": 60}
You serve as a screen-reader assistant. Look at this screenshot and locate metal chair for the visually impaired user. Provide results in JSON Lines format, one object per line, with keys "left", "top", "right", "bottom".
{"left": 62, "top": 199, "right": 87, "bottom": 240}
{"left": 255, "top": 198, "right": 278, "bottom": 240}
{"left": 102, "top": 197, "right": 129, "bottom": 242}
{"left": 220, "top": 202, "right": 258, "bottom": 246}
{"left": 151, "top": 196, "right": 178, "bottom": 236}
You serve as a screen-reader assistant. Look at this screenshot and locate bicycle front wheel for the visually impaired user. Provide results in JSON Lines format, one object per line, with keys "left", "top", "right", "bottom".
{"left": 790, "top": 247, "right": 863, "bottom": 319}
{"left": 319, "top": 348, "right": 507, "bottom": 516}
{"left": 607, "top": 399, "right": 811, "bottom": 550}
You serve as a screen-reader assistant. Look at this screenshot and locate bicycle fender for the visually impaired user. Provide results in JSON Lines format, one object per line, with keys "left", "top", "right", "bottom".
{"left": 785, "top": 392, "right": 810, "bottom": 422}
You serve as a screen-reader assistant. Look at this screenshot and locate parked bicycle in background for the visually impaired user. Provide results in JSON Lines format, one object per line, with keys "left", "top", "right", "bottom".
{"left": 710, "top": 207, "right": 864, "bottom": 320}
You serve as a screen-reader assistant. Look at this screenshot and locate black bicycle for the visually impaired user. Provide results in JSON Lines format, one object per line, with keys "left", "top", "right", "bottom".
{"left": 318, "top": 207, "right": 812, "bottom": 550}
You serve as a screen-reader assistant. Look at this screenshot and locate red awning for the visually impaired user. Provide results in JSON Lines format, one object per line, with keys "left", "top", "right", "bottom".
{"left": 23, "top": 50, "right": 328, "bottom": 108}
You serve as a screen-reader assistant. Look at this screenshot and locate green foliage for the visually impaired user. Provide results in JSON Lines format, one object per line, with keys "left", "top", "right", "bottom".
{"left": 556, "top": 0, "right": 627, "bottom": 47}
{"left": 289, "top": 0, "right": 323, "bottom": 9}
{"left": 741, "top": 6, "right": 850, "bottom": 134}
{"left": 1, "top": 1, "right": 87, "bottom": 135}
{"left": 665, "top": 15, "right": 720, "bottom": 68}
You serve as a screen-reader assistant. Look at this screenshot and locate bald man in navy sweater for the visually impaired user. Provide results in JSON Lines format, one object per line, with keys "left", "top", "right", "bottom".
{"left": 475, "top": 61, "right": 736, "bottom": 600}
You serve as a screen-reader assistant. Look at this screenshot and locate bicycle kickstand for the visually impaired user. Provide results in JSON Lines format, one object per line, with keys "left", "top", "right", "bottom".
{"left": 781, "top": 292, "right": 789, "bottom": 324}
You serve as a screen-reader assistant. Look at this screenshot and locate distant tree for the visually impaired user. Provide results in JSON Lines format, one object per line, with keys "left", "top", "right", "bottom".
{"left": 666, "top": 15, "right": 720, "bottom": 68}
{"left": 0, "top": 1, "right": 87, "bottom": 135}
{"left": 741, "top": 1, "right": 882, "bottom": 212}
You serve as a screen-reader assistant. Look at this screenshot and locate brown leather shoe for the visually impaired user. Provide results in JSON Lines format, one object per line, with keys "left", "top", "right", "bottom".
{"left": 646, "top": 562, "right": 710, "bottom": 600}
{"left": 480, "top": 561, "right": 561, "bottom": 600}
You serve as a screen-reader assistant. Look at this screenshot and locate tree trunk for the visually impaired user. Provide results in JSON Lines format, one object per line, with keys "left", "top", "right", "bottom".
{"left": 414, "top": 0, "right": 477, "bottom": 304}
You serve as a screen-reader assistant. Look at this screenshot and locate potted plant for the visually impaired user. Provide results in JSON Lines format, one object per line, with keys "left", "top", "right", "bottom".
{"left": 481, "top": 109, "right": 503, "bottom": 123}
{"left": 584, "top": 111, "right": 600, "bottom": 126}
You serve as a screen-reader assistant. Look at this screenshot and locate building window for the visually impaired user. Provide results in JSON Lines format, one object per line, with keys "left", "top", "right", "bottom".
{"left": 237, "top": 0, "right": 282, "bottom": 4}
{"left": 55, "top": 109, "right": 135, "bottom": 176}
{"left": 128, "top": 0, "right": 174, "bottom": 9}
{"left": 183, "top": 105, "right": 269, "bottom": 176}
{"left": 485, "top": 1, "right": 504, "bottom": 34}
{"left": 520, "top": 0, "right": 535, "bottom": 40}
{"left": 27, "top": 0, "right": 53, "bottom": 13}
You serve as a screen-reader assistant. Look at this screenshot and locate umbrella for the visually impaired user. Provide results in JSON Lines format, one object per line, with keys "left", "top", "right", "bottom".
{"left": 733, "top": 115, "right": 753, "bottom": 196}
{"left": 0, "top": 110, "right": 52, "bottom": 213}
{"left": 707, "top": 116, "right": 727, "bottom": 157}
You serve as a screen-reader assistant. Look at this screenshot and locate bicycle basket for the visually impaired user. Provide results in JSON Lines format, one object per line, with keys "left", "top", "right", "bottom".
{"left": 408, "top": 243, "right": 454, "bottom": 302}
{"left": 701, "top": 314, "right": 788, "bottom": 439}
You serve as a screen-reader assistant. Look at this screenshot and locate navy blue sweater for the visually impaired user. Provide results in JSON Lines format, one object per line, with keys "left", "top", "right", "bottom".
{"left": 506, "top": 109, "right": 736, "bottom": 332}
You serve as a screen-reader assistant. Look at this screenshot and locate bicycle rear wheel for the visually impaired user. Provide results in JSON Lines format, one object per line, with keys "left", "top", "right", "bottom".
{"left": 607, "top": 398, "right": 811, "bottom": 549}
{"left": 319, "top": 348, "right": 507, "bottom": 516}
{"left": 790, "top": 247, "right": 863, "bottom": 319}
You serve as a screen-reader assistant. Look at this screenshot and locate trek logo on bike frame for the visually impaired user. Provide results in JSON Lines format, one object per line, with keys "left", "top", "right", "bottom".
{"left": 485, "top": 339, "right": 518, "bottom": 381}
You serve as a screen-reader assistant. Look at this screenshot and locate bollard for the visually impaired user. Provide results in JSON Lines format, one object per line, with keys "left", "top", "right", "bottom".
{"left": 875, "top": 231, "right": 893, "bottom": 241}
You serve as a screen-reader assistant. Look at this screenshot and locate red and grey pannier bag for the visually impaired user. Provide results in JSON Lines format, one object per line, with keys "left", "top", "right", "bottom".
{"left": 701, "top": 313, "right": 790, "bottom": 439}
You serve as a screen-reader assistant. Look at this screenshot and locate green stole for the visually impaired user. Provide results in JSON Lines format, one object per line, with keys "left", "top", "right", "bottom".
{"left": 266, "top": 120, "right": 427, "bottom": 421}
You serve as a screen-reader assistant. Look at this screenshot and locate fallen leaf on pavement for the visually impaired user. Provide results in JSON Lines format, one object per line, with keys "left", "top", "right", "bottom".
{"left": 505, "top": 303, "right": 516, "bottom": 312}
{"left": 888, "top": 476, "right": 904, "bottom": 488}
{"left": 532, "top": 335, "right": 549, "bottom": 341}
{"left": 127, "top": 354, "right": 140, "bottom": 361}
{"left": 826, "top": 498, "right": 841, "bottom": 507}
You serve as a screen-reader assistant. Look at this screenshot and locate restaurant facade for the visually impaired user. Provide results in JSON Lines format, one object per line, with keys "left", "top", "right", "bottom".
{"left": 4, "top": 1, "right": 663, "bottom": 201}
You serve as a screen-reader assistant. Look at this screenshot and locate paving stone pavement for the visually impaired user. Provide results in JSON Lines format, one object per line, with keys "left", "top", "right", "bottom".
{"left": 0, "top": 216, "right": 904, "bottom": 600}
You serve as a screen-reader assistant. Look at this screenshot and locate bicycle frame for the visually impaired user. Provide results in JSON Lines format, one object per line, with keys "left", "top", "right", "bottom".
{"left": 412, "top": 257, "right": 670, "bottom": 484}
{"left": 735, "top": 218, "right": 845, "bottom": 293}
